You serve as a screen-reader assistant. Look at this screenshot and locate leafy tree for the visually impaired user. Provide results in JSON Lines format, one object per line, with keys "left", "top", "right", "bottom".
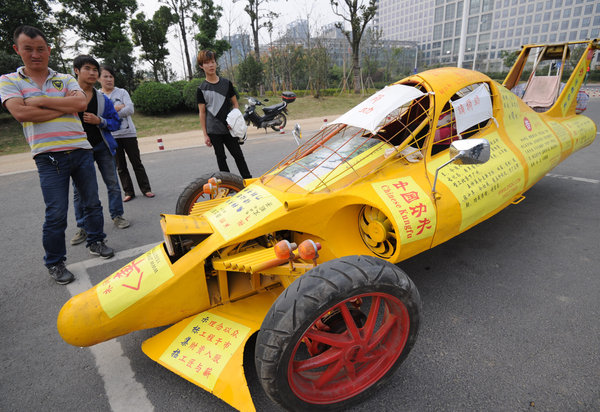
{"left": 500, "top": 50, "right": 519, "bottom": 70}
{"left": 161, "top": 0, "right": 199, "bottom": 80}
{"left": 0, "top": 0, "right": 63, "bottom": 77}
{"left": 58, "top": 0, "right": 137, "bottom": 89}
{"left": 239, "top": 0, "right": 279, "bottom": 59}
{"left": 0, "top": 52, "right": 23, "bottom": 77}
{"left": 0, "top": 0, "right": 59, "bottom": 54}
{"left": 331, "top": 0, "right": 378, "bottom": 93}
{"left": 309, "top": 44, "right": 331, "bottom": 97}
{"left": 193, "top": 0, "right": 230, "bottom": 62}
{"left": 274, "top": 45, "right": 306, "bottom": 91}
{"left": 237, "top": 54, "right": 263, "bottom": 95}
{"left": 131, "top": 6, "right": 177, "bottom": 82}
{"left": 361, "top": 27, "right": 383, "bottom": 83}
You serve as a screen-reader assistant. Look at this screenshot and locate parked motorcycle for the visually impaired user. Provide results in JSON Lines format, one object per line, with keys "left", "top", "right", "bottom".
{"left": 243, "top": 91, "right": 296, "bottom": 132}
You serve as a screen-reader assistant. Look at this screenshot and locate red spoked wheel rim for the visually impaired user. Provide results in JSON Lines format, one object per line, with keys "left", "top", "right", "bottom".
{"left": 287, "top": 292, "right": 410, "bottom": 404}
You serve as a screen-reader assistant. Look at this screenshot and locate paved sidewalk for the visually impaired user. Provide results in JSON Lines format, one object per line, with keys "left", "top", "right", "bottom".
{"left": 0, "top": 115, "right": 332, "bottom": 176}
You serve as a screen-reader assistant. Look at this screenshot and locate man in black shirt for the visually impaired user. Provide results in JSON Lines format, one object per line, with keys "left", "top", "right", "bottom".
{"left": 197, "top": 50, "right": 251, "bottom": 178}
{"left": 70, "top": 55, "right": 127, "bottom": 256}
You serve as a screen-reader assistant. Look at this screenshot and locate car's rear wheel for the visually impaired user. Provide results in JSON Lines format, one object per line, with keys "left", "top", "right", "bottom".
{"left": 255, "top": 255, "right": 421, "bottom": 411}
{"left": 175, "top": 172, "right": 244, "bottom": 215}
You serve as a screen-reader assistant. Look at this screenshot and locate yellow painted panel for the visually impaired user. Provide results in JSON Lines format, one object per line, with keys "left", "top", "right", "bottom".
{"left": 498, "top": 86, "right": 562, "bottom": 187}
{"left": 427, "top": 132, "right": 525, "bottom": 232}
{"left": 561, "top": 116, "right": 597, "bottom": 152}
{"left": 160, "top": 213, "right": 213, "bottom": 235}
{"left": 505, "top": 114, "right": 561, "bottom": 186}
{"left": 97, "top": 245, "right": 175, "bottom": 319}
{"left": 547, "top": 120, "right": 573, "bottom": 156}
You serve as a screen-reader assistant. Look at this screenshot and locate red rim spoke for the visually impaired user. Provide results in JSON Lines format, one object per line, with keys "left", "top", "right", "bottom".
{"left": 314, "top": 358, "right": 344, "bottom": 389}
{"left": 339, "top": 303, "right": 361, "bottom": 340}
{"left": 294, "top": 347, "right": 343, "bottom": 372}
{"left": 367, "top": 313, "right": 398, "bottom": 351}
{"left": 289, "top": 292, "right": 410, "bottom": 404}
{"left": 363, "top": 296, "right": 382, "bottom": 341}
{"left": 304, "top": 328, "right": 351, "bottom": 348}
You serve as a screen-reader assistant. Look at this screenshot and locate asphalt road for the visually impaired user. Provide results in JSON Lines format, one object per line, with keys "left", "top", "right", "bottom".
{"left": 1, "top": 103, "right": 599, "bottom": 412}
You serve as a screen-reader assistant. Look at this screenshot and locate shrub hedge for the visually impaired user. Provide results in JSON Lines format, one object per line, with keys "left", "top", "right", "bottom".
{"left": 182, "top": 78, "right": 203, "bottom": 111}
{"left": 132, "top": 82, "right": 182, "bottom": 115}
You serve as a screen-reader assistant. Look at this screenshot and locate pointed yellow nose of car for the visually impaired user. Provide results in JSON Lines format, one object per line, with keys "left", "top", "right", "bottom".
{"left": 57, "top": 244, "right": 212, "bottom": 347}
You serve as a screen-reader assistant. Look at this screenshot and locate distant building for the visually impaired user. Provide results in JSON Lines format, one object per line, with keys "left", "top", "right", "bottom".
{"left": 285, "top": 19, "right": 310, "bottom": 40}
{"left": 273, "top": 21, "right": 417, "bottom": 70}
{"left": 219, "top": 33, "right": 251, "bottom": 69}
{"left": 374, "top": 0, "right": 600, "bottom": 72}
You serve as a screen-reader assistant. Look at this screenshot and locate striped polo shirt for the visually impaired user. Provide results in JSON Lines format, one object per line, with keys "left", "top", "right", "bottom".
{"left": 0, "top": 66, "right": 91, "bottom": 157}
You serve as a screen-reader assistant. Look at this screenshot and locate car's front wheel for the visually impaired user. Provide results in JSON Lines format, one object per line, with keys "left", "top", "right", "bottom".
{"left": 255, "top": 255, "right": 421, "bottom": 411}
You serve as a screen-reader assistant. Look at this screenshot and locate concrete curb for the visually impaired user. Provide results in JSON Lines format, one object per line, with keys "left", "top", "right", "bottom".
{"left": 0, "top": 115, "right": 334, "bottom": 176}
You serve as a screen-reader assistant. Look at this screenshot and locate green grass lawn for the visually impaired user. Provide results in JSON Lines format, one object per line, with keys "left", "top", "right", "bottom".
{"left": 1, "top": 93, "right": 372, "bottom": 155}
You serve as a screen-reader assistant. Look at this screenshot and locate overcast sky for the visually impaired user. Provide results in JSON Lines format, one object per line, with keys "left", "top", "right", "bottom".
{"left": 138, "top": 0, "right": 341, "bottom": 78}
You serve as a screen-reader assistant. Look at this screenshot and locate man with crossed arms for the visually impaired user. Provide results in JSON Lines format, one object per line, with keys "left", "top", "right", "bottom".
{"left": 0, "top": 25, "right": 115, "bottom": 285}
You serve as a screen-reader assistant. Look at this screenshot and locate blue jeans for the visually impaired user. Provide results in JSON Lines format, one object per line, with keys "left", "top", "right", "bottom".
{"left": 34, "top": 149, "right": 106, "bottom": 266}
{"left": 74, "top": 142, "right": 124, "bottom": 225}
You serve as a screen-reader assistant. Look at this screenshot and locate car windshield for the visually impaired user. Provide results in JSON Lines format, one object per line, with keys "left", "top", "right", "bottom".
{"left": 261, "top": 84, "right": 432, "bottom": 194}
{"left": 272, "top": 127, "right": 388, "bottom": 192}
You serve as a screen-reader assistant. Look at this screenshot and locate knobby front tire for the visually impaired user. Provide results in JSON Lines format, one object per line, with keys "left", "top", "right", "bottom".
{"left": 255, "top": 255, "right": 421, "bottom": 411}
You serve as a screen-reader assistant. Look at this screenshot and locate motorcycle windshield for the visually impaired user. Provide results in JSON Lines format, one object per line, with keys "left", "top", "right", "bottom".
{"left": 261, "top": 86, "right": 432, "bottom": 194}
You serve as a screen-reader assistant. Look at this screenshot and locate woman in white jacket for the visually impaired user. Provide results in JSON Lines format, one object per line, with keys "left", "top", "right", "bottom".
{"left": 99, "top": 65, "right": 154, "bottom": 202}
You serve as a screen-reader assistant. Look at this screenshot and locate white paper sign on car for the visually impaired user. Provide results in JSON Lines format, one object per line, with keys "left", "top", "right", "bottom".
{"left": 450, "top": 84, "right": 494, "bottom": 134}
{"left": 331, "top": 84, "right": 425, "bottom": 134}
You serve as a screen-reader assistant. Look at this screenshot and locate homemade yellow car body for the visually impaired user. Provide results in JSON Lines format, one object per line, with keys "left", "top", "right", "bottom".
{"left": 58, "top": 40, "right": 597, "bottom": 411}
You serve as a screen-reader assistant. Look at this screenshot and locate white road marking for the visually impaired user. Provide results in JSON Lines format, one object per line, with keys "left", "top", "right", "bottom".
{"left": 66, "top": 243, "right": 159, "bottom": 412}
{"left": 546, "top": 173, "right": 599, "bottom": 184}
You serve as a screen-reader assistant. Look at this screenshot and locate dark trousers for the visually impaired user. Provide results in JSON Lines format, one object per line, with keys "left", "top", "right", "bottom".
{"left": 115, "top": 137, "right": 151, "bottom": 196}
{"left": 34, "top": 149, "right": 105, "bottom": 266}
{"left": 209, "top": 133, "right": 252, "bottom": 178}
{"left": 74, "top": 142, "right": 123, "bottom": 222}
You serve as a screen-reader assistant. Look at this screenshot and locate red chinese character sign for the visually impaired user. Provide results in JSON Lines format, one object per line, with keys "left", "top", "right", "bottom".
{"left": 373, "top": 177, "right": 436, "bottom": 244}
{"left": 97, "top": 245, "right": 174, "bottom": 318}
{"left": 158, "top": 312, "right": 251, "bottom": 391}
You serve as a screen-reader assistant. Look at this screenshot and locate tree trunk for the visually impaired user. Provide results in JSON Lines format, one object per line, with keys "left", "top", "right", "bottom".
{"left": 253, "top": 26, "right": 260, "bottom": 59}
{"left": 178, "top": 15, "right": 193, "bottom": 80}
{"left": 352, "top": 51, "right": 361, "bottom": 94}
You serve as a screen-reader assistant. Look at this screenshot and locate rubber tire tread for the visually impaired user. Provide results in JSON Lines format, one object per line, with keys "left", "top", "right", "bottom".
{"left": 255, "top": 255, "right": 421, "bottom": 411}
{"left": 174, "top": 171, "right": 244, "bottom": 215}
{"left": 270, "top": 113, "right": 287, "bottom": 131}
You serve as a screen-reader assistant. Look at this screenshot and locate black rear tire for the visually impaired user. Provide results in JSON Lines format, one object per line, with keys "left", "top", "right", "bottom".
{"left": 270, "top": 113, "right": 287, "bottom": 131}
{"left": 175, "top": 171, "right": 244, "bottom": 215}
{"left": 255, "top": 255, "right": 421, "bottom": 411}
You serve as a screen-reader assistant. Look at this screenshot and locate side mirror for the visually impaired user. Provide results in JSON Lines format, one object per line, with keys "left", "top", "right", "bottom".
{"left": 292, "top": 123, "right": 302, "bottom": 146}
{"left": 432, "top": 138, "right": 491, "bottom": 195}
{"left": 449, "top": 138, "right": 491, "bottom": 165}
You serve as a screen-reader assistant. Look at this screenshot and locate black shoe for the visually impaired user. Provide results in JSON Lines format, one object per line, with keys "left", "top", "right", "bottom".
{"left": 48, "top": 262, "right": 75, "bottom": 285}
{"left": 88, "top": 241, "right": 115, "bottom": 259}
